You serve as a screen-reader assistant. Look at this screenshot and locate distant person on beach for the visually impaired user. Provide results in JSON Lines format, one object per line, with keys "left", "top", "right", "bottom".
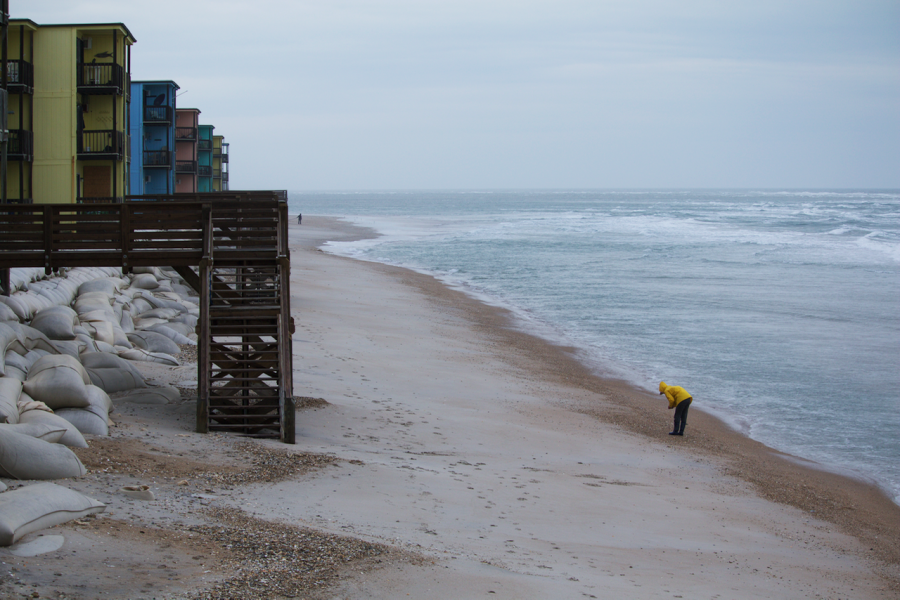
{"left": 298, "top": 213, "right": 302, "bottom": 225}
{"left": 659, "top": 381, "right": 692, "bottom": 436}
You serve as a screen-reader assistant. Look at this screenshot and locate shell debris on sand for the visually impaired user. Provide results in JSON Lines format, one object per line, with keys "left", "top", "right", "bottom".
{"left": 188, "top": 505, "right": 424, "bottom": 600}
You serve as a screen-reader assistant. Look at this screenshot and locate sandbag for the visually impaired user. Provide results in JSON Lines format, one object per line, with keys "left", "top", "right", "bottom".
{"left": 119, "top": 309, "right": 135, "bottom": 333}
{"left": 4, "top": 323, "right": 60, "bottom": 354}
{"left": 0, "top": 482, "right": 105, "bottom": 546}
{"left": 0, "top": 295, "right": 29, "bottom": 321}
{"left": 0, "top": 322, "right": 28, "bottom": 377}
{"left": 84, "top": 369, "right": 146, "bottom": 394}
{"left": 112, "top": 386, "right": 181, "bottom": 405}
{"left": 135, "top": 307, "right": 179, "bottom": 320}
{"left": 77, "top": 278, "right": 124, "bottom": 296}
{"left": 23, "top": 354, "right": 92, "bottom": 410}
{"left": 0, "top": 378, "right": 22, "bottom": 424}
{"left": 0, "top": 422, "right": 66, "bottom": 444}
{"left": 126, "top": 331, "right": 180, "bottom": 355}
{"left": 29, "top": 306, "right": 79, "bottom": 341}
{"left": 3, "top": 365, "right": 26, "bottom": 381}
{"left": 146, "top": 323, "right": 195, "bottom": 345}
{"left": 0, "top": 302, "right": 17, "bottom": 322}
{"left": 26, "top": 353, "right": 90, "bottom": 384}
{"left": 0, "top": 429, "right": 87, "bottom": 480}
{"left": 136, "top": 293, "right": 188, "bottom": 314}
{"left": 49, "top": 339, "right": 86, "bottom": 359}
{"left": 130, "top": 273, "right": 159, "bottom": 290}
{"left": 117, "top": 347, "right": 179, "bottom": 366}
{"left": 55, "top": 408, "right": 108, "bottom": 436}
{"left": 129, "top": 297, "right": 154, "bottom": 315}
{"left": 18, "top": 410, "right": 88, "bottom": 448}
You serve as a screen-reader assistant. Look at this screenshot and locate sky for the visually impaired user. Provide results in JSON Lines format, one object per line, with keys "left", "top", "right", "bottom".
{"left": 20, "top": 0, "right": 900, "bottom": 190}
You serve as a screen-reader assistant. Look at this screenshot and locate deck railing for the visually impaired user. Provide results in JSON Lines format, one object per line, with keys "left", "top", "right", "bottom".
{"left": 8, "top": 129, "right": 34, "bottom": 159}
{"left": 6, "top": 59, "right": 34, "bottom": 92}
{"left": 77, "top": 62, "right": 126, "bottom": 95}
{"left": 143, "top": 150, "right": 172, "bottom": 167}
{"left": 78, "top": 130, "right": 126, "bottom": 159}
{"left": 176, "top": 160, "right": 198, "bottom": 173}
{"left": 198, "top": 165, "right": 213, "bottom": 177}
{"left": 175, "top": 127, "right": 197, "bottom": 141}
{"left": 144, "top": 105, "right": 173, "bottom": 123}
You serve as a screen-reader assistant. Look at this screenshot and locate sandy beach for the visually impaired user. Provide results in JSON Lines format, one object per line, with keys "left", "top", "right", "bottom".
{"left": 1, "top": 215, "right": 898, "bottom": 599}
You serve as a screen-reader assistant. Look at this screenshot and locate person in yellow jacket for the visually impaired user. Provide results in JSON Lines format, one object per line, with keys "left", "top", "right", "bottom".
{"left": 659, "top": 381, "right": 693, "bottom": 436}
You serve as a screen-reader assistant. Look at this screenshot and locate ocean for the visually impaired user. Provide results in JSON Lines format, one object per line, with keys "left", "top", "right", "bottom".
{"left": 289, "top": 190, "right": 900, "bottom": 504}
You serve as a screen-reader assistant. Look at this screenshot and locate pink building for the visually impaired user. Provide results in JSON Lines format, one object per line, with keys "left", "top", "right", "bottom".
{"left": 175, "top": 108, "right": 200, "bottom": 193}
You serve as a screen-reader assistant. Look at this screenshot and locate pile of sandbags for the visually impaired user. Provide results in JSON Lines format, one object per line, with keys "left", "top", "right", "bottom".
{"left": 0, "top": 266, "right": 206, "bottom": 546}
{"left": 0, "top": 266, "right": 192, "bottom": 480}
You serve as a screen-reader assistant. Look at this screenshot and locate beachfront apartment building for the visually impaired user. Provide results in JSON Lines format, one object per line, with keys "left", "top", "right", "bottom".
{"left": 198, "top": 123, "right": 213, "bottom": 192}
{"left": 212, "top": 134, "right": 224, "bottom": 191}
{"left": 5, "top": 18, "right": 135, "bottom": 203}
{"left": 174, "top": 108, "right": 199, "bottom": 193}
{"left": 129, "top": 80, "right": 179, "bottom": 195}
{"left": 211, "top": 135, "right": 230, "bottom": 191}
{"left": 4, "top": 18, "right": 36, "bottom": 203}
{"left": 221, "top": 140, "right": 229, "bottom": 190}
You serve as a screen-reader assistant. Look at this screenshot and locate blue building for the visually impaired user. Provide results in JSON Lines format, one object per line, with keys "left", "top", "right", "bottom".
{"left": 129, "top": 80, "right": 179, "bottom": 195}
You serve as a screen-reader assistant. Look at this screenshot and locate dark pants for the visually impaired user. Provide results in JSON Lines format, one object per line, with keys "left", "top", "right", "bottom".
{"left": 673, "top": 397, "right": 692, "bottom": 434}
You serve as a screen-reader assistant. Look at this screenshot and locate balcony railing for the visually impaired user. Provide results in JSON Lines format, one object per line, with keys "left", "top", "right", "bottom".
{"left": 77, "top": 197, "right": 124, "bottom": 204}
{"left": 175, "top": 127, "right": 197, "bottom": 141}
{"left": 7, "top": 130, "right": 34, "bottom": 160}
{"left": 77, "top": 62, "right": 126, "bottom": 95}
{"left": 221, "top": 154, "right": 229, "bottom": 163}
{"left": 176, "top": 160, "right": 197, "bottom": 173}
{"left": 198, "top": 139, "right": 212, "bottom": 150}
{"left": 78, "top": 130, "right": 126, "bottom": 160}
{"left": 144, "top": 150, "right": 172, "bottom": 167}
{"left": 213, "top": 168, "right": 222, "bottom": 178}
{"left": 223, "top": 172, "right": 229, "bottom": 182}
{"left": 6, "top": 60, "right": 34, "bottom": 93}
{"left": 144, "top": 105, "right": 173, "bottom": 123}
{"left": 198, "top": 165, "right": 213, "bottom": 177}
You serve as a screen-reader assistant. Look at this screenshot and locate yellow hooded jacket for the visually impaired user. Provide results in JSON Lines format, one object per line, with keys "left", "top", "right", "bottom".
{"left": 659, "top": 382, "right": 692, "bottom": 409}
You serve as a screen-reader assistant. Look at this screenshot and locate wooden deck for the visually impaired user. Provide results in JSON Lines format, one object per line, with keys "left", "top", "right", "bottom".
{"left": 0, "top": 193, "right": 295, "bottom": 443}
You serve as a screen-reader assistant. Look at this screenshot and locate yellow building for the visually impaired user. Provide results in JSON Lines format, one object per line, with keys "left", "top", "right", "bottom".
{"left": 212, "top": 134, "right": 224, "bottom": 191}
{"left": 7, "top": 19, "right": 135, "bottom": 204}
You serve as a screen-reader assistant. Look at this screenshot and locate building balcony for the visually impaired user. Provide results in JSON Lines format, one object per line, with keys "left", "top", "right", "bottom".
{"left": 144, "top": 105, "right": 173, "bottom": 123}
{"left": 175, "top": 127, "right": 197, "bottom": 141}
{"left": 78, "top": 130, "right": 126, "bottom": 160}
{"left": 213, "top": 168, "right": 222, "bottom": 178}
{"left": 77, "top": 197, "right": 124, "bottom": 204}
{"left": 221, "top": 153, "right": 229, "bottom": 163}
{"left": 144, "top": 150, "right": 172, "bottom": 168}
{"left": 176, "top": 160, "right": 197, "bottom": 174}
{"left": 6, "top": 60, "right": 34, "bottom": 94}
{"left": 77, "top": 62, "right": 126, "bottom": 96}
{"left": 198, "top": 139, "right": 212, "bottom": 151}
{"left": 7, "top": 129, "right": 34, "bottom": 161}
{"left": 223, "top": 172, "right": 229, "bottom": 182}
{"left": 198, "top": 165, "right": 213, "bottom": 177}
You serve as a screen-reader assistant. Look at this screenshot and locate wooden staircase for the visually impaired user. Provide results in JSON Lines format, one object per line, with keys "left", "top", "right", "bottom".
{"left": 197, "top": 198, "right": 295, "bottom": 442}
{"left": 0, "top": 192, "right": 296, "bottom": 443}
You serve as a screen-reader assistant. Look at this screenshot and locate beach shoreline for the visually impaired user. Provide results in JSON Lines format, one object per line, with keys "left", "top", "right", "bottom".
{"left": 1, "top": 214, "right": 897, "bottom": 598}
{"left": 292, "top": 216, "right": 900, "bottom": 592}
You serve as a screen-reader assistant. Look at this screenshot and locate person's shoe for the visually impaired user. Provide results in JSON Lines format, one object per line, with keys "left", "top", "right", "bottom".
{"left": 676, "top": 432, "right": 684, "bottom": 436}
{"left": 669, "top": 431, "right": 678, "bottom": 435}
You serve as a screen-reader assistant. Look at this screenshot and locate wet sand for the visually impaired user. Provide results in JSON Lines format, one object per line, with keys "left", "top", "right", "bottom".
{"left": 1, "top": 215, "right": 897, "bottom": 599}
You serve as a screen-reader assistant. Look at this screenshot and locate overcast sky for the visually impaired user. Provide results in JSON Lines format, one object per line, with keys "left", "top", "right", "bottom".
{"left": 21, "top": 0, "right": 900, "bottom": 190}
